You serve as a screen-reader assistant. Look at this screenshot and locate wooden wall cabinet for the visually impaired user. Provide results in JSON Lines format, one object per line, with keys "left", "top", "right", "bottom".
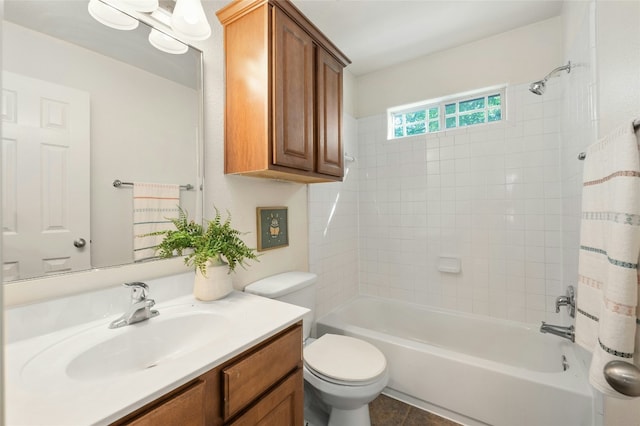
{"left": 112, "top": 323, "right": 303, "bottom": 426}
{"left": 217, "top": 0, "right": 351, "bottom": 184}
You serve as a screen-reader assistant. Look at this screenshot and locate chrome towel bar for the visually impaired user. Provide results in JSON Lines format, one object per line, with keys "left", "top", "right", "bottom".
{"left": 578, "top": 118, "right": 640, "bottom": 160}
{"left": 112, "top": 179, "right": 194, "bottom": 190}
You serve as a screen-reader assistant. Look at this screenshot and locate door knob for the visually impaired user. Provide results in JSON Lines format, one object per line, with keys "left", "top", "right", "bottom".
{"left": 73, "top": 238, "right": 87, "bottom": 248}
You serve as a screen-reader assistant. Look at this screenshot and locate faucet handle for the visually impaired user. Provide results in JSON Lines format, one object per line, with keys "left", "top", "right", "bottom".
{"left": 123, "top": 282, "right": 149, "bottom": 302}
{"left": 555, "top": 285, "right": 576, "bottom": 317}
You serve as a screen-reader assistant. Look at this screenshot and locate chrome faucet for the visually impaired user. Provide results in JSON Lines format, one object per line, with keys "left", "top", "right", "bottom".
{"left": 555, "top": 285, "right": 576, "bottom": 318}
{"left": 540, "top": 322, "right": 575, "bottom": 342}
{"left": 109, "top": 282, "right": 159, "bottom": 329}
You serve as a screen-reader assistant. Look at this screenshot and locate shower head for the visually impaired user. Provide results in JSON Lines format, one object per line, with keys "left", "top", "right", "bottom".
{"left": 529, "top": 61, "right": 572, "bottom": 95}
{"left": 529, "top": 80, "right": 546, "bottom": 95}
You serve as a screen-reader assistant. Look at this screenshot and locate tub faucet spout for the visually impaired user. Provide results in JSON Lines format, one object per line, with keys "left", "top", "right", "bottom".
{"left": 540, "top": 322, "right": 575, "bottom": 342}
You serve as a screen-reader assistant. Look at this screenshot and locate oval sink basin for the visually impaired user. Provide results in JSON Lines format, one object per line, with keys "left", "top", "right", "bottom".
{"left": 21, "top": 310, "right": 228, "bottom": 384}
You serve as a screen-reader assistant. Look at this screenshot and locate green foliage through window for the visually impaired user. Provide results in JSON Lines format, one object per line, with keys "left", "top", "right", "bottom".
{"left": 459, "top": 112, "right": 485, "bottom": 127}
{"left": 390, "top": 90, "right": 503, "bottom": 139}
{"left": 445, "top": 104, "right": 456, "bottom": 115}
{"left": 459, "top": 97, "right": 484, "bottom": 112}
{"left": 407, "top": 122, "right": 426, "bottom": 135}
{"left": 446, "top": 117, "right": 457, "bottom": 129}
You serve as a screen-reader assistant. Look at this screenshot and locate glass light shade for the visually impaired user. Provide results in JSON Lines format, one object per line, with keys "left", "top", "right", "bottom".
{"left": 88, "top": 0, "right": 139, "bottom": 31}
{"left": 148, "top": 28, "right": 188, "bottom": 55}
{"left": 171, "top": 0, "right": 211, "bottom": 41}
{"left": 119, "top": 0, "right": 158, "bottom": 13}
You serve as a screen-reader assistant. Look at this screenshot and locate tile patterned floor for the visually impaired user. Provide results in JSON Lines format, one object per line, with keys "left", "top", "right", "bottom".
{"left": 370, "top": 394, "right": 461, "bottom": 426}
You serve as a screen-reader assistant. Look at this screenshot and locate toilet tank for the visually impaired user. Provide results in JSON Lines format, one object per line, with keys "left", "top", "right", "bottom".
{"left": 244, "top": 271, "right": 317, "bottom": 340}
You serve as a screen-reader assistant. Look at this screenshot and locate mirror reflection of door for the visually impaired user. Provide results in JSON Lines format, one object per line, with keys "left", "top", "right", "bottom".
{"left": 2, "top": 71, "right": 90, "bottom": 281}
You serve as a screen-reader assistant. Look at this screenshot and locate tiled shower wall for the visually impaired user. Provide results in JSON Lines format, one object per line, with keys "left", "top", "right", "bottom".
{"left": 560, "top": 0, "right": 597, "bottom": 318}
{"left": 308, "top": 115, "right": 360, "bottom": 318}
{"left": 357, "top": 82, "right": 566, "bottom": 324}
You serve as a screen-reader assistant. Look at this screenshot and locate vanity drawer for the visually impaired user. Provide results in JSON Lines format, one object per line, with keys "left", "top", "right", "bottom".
{"left": 125, "top": 379, "right": 205, "bottom": 426}
{"left": 223, "top": 324, "right": 302, "bottom": 420}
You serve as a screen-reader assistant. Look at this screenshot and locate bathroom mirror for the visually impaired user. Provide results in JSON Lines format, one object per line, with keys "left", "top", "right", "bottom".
{"left": 2, "top": 1, "right": 203, "bottom": 282}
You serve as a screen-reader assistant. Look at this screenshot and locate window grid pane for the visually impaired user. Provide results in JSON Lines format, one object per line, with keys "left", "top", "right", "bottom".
{"left": 459, "top": 97, "right": 485, "bottom": 112}
{"left": 390, "top": 89, "right": 503, "bottom": 139}
{"left": 488, "top": 108, "right": 501, "bottom": 122}
{"left": 446, "top": 117, "right": 456, "bottom": 129}
{"left": 459, "top": 111, "right": 485, "bottom": 127}
{"left": 407, "top": 122, "right": 426, "bottom": 135}
{"left": 445, "top": 103, "right": 456, "bottom": 115}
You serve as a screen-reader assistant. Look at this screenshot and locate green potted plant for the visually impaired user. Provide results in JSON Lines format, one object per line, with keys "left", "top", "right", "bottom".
{"left": 152, "top": 207, "right": 258, "bottom": 301}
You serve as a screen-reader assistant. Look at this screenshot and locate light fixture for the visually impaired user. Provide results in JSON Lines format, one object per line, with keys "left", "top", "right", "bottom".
{"left": 148, "top": 28, "right": 188, "bottom": 54}
{"left": 119, "top": 0, "right": 158, "bottom": 13}
{"left": 147, "top": 8, "right": 187, "bottom": 54}
{"left": 87, "top": 0, "right": 211, "bottom": 53}
{"left": 171, "top": 0, "right": 211, "bottom": 41}
{"left": 88, "top": 0, "right": 139, "bottom": 31}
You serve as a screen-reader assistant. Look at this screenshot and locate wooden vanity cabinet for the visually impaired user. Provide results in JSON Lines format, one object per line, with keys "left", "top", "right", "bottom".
{"left": 216, "top": 0, "right": 351, "bottom": 184}
{"left": 112, "top": 322, "right": 303, "bottom": 426}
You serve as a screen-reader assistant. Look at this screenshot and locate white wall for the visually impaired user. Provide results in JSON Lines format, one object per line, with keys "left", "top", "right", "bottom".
{"left": 356, "top": 16, "right": 563, "bottom": 118}
{"left": 0, "top": 2, "right": 5, "bottom": 423}
{"left": 343, "top": 70, "right": 357, "bottom": 117}
{"left": 561, "top": 1, "right": 640, "bottom": 423}
{"left": 596, "top": 1, "right": 640, "bottom": 139}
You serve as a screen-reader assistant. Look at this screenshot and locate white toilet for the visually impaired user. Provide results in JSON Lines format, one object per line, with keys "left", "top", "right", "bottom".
{"left": 244, "top": 272, "right": 388, "bottom": 426}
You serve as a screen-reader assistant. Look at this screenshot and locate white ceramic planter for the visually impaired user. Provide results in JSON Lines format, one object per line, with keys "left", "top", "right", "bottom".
{"left": 193, "top": 261, "right": 233, "bottom": 301}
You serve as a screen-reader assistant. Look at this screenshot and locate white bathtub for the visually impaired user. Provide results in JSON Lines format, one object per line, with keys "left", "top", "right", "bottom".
{"left": 315, "top": 296, "right": 595, "bottom": 426}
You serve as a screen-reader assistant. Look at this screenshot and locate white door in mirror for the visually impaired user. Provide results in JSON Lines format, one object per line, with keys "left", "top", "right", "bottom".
{"left": 2, "top": 72, "right": 91, "bottom": 280}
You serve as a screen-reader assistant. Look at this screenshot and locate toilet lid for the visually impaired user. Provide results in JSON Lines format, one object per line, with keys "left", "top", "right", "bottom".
{"left": 303, "top": 334, "right": 387, "bottom": 383}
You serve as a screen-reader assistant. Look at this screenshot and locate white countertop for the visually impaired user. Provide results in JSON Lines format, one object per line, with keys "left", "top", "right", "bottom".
{"left": 5, "top": 291, "right": 308, "bottom": 425}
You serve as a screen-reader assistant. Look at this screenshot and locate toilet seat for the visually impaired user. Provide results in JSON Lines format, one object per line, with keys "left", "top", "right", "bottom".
{"left": 303, "top": 334, "right": 387, "bottom": 386}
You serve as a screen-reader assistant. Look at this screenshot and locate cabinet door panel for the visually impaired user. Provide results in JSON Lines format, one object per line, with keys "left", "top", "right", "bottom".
{"left": 229, "top": 369, "right": 303, "bottom": 426}
{"left": 316, "top": 48, "right": 343, "bottom": 177}
{"left": 223, "top": 325, "right": 301, "bottom": 420}
{"left": 273, "top": 7, "right": 314, "bottom": 171}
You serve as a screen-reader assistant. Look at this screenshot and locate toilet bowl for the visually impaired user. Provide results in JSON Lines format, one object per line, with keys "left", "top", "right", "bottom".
{"left": 244, "top": 272, "right": 388, "bottom": 426}
{"left": 303, "top": 334, "right": 388, "bottom": 426}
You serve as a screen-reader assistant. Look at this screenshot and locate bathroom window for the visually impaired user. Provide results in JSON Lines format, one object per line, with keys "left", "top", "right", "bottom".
{"left": 388, "top": 86, "right": 505, "bottom": 139}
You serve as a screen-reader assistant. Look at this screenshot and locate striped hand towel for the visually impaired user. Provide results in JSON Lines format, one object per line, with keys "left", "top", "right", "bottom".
{"left": 133, "top": 182, "right": 180, "bottom": 262}
{"left": 575, "top": 120, "right": 640, "bottom": 397}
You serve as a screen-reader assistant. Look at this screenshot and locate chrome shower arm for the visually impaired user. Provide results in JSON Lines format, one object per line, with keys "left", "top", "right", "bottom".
{"left": 542, "top": 61, "right": 572, "bottom": 82}
{"left": 529, "top": 61, "right": 572, "bottom": 95}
